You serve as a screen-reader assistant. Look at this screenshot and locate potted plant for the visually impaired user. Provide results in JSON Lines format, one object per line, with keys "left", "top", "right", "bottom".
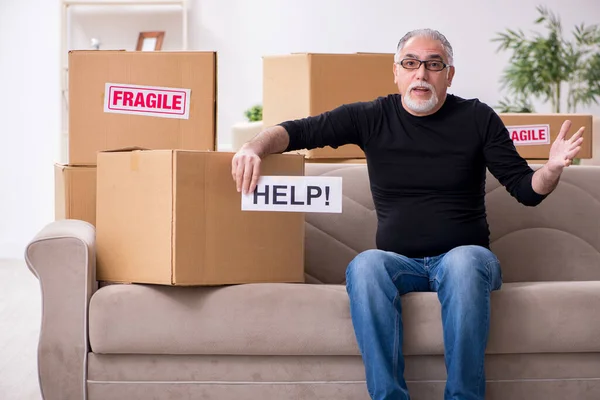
{"left": 492, "top": 6, "right": 600, "bottom": 164}
{"left": 492, "top": 5, "right": 600, "bottom": 114}
{"left": 244, "top": 104, "right": 263, "bottom": 123}
{"left": 231, "top": 104, "right": 264, "bottom": 151}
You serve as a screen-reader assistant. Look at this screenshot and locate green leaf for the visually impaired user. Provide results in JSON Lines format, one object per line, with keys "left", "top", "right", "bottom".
{"left": 491, "top": 5, "right": 600, "bottom": 112}
{"left": 244, "top": 104, "right": 263, "bottom": 122}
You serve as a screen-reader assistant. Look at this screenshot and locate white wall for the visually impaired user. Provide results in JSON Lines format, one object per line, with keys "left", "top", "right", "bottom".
{"left": 1, "top": 0, "right": 599, "bottom": 259}
{"left": 0, "top": 0, "right": 60, "bottom": 259}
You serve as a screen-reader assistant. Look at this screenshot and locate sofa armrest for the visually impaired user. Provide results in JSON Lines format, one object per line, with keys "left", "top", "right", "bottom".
{"left": 24, "top": 219, "right": 96, "bottom": 400}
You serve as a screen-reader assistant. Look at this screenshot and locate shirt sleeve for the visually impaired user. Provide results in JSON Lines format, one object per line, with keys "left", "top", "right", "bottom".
{"left": 481, "top": 104, "right": 548, "bottom": 207}
{"left": 278, "top": 100, "right": 376, "bottom": 153}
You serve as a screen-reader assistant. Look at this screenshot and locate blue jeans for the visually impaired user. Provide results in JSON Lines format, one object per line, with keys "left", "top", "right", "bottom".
{"left": 345, "top": 245, "right": 503, "bottom": 400}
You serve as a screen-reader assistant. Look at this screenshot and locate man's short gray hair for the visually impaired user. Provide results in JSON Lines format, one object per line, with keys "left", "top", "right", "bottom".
{"left": 394, "top": 29, "right": 454, "bottom": 65}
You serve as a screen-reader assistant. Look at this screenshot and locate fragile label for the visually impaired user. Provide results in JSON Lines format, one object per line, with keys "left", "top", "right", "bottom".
{"left": 104, "top": 83, "right": 191, "bottom": 119}
{"left": 241, "top": 176, "right": 343, "bottom": 213}
{"left": 506, "top": 124, "right": 551, "bottom": 146}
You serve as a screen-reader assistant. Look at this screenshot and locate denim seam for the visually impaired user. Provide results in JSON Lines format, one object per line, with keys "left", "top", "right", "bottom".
{"left": 484, "top": 259, "right": 500, "bottom": 291}
{"left": 393, "top": 294, "right": 400, "bottom": 389}
{"left": 475, "top": 259, "right": 497, "bottom": 396}
{"left": 474, "top": 284, "right": 490, "bottom": 397}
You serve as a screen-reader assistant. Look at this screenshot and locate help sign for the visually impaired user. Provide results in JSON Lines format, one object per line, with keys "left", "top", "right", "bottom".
{"left": 104, "top": 83, "right": 191, "bottom": 119}
{"left": 506, "top": 124, "right": 551, "bottom": 146}
{"left": 241, "top": 176, "right": 343, "bottom": 213}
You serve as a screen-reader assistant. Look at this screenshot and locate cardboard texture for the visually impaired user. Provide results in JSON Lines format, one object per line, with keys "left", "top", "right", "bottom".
{"left": 68, "top": 51, "right": 217, "bottom": 165}
{"left": 54, "top": 164, "right": 97, "bottom": 226}
{"left": 96, "top": 150, "right": 305, "bottom": 286}
{"left": 499, "top": 114, "right": 593, "bottom": 159}
{"left": 263, "top": 53, "right": 397, "bottom": 159}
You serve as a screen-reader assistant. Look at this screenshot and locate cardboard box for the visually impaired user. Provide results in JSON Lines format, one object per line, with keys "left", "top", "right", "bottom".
{"left": 68, "top": 51, "right": 217, "bottom": 165}
{"left": 96, "top": 150, "right": 305, "bottom": 286}
{"left": 499, "top": 114, "right": 593, "bottom": 159}
{"left": 54, "top": 164, "right": 97, "bottom": 226}
{"left": 263, "top": 53, "right": 397, "bottom": 159}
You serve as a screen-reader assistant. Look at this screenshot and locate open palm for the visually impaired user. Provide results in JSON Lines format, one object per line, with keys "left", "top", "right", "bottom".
{"left": 547, "top": 120, "right": 585, "bottom": 171}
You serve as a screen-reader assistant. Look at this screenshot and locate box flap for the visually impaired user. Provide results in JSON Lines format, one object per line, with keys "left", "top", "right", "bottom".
{"left": 96, "top": 150, "right": 174, "bottom": 283}
{"left": 99, "top": 146, "right": 150, "bottom": 153}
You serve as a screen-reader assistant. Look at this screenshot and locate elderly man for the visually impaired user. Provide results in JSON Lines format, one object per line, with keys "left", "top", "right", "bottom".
{"left": 231, "top": 29, "right": 584, "bottom": 400}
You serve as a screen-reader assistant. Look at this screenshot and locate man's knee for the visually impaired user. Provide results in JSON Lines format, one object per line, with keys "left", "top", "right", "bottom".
{"left": 345, "top": 249, "right": 390, "bottom": 290}
{"left": 438, "top": 245, "right": 502, "bottom": 290}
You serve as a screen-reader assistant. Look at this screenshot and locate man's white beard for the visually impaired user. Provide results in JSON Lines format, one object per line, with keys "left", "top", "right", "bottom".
{"left": 404, "top": 81, "right": 439, "bottom": 114}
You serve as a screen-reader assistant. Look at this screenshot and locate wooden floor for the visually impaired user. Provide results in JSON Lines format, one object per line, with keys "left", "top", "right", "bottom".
{"left": 0, "top": 258, "right": 42, "bottom": 400}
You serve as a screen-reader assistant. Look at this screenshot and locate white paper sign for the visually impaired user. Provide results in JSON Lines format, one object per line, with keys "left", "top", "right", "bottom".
{"left": 241, "top": 176, "right": 343, "bottom": 213}
{"left": 506, "top": 124, "right": 551, "bottom": 146}
{"left": 104, "top": 82, "right": 191, "bottom": 120}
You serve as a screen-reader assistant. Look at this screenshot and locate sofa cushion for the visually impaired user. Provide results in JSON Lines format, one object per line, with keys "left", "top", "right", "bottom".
{"left": 89, "top": 281, "right": 600, "bottom": 356}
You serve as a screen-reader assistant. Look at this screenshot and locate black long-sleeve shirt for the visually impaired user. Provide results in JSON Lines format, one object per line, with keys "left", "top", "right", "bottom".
{"left": 280, "top": 94, "right": 547, "bottom": 258}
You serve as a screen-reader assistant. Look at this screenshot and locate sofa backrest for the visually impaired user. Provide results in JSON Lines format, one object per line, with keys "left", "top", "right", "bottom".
{"left": 304, "top": 163, "right": 600, "bottom": 284}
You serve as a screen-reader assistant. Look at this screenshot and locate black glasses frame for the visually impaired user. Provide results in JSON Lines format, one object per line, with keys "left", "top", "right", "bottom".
{"left": 397, "top": 58, "right": 450, "bottom": 72}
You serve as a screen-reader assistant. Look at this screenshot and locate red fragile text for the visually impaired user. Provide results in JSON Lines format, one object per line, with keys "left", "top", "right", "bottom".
{"left": 104, "top": 83, "right": 190, "bottom": 119}
{"left": 511, "top": 128, "right": 546, "bottom": 141}
{"left": 506, "top": 124, "right": 551, "bottom": 145}
{"left": 111, "top": 90, "right": 182, "bottom": 111}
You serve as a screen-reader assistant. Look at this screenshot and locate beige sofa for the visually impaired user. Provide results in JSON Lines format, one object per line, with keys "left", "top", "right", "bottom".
{"left": 25, "top": 163, "right": 600, "bottom": 400}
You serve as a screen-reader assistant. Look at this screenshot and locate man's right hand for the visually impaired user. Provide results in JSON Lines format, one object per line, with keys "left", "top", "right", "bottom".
{"left": 231, "top": 145, "right": 262, "bottom": 194}
{"left": 230, "top": 125, "right": 291, "bottom": 194}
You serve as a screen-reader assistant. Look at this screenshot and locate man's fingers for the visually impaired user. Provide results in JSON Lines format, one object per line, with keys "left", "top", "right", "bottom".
{"left": 568, "top": 127, "right": 585, "bottom": 143}
{"left": 235, "top": 157, "right": 249, "bottom": 193}
{"left": 231, "top": 149, "right": 262, "bottom": 194}
{"left": 567, "top": 146, "right": 582, "bottom": 160}
{"left": 231, "top": 157, "right": 239, "bottom": 182}
{"left": 570, "top": 136, "right": 584, "bottom": 150}
{"left": 241, "top": 159, "right": 254, "bottom": 194}
{"left": 556, "top": 120, "right": 572, "bottom": 141}
{"left": 249, "top": 161, "right": 261, "bottom": 194}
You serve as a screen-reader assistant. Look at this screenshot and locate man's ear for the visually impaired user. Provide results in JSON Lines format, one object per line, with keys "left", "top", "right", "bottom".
{"left": 447, "top": 66, "right": 455, "bottom": 87}
{"left": 393, "top": 63, "right": 398, "bottom": 84}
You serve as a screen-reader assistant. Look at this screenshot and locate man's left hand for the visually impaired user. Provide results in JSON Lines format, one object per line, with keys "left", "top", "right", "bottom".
{"left": 547, "top": 120, "right": 585, "bottom": 173}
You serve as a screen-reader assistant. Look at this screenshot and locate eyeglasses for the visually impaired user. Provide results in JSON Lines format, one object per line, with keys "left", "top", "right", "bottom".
{"left": 397, "top": 58, "right": 450, "bottom": 72}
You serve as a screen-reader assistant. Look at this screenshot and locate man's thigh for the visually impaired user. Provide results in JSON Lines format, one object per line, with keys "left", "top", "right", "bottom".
{"left": 352, "top": 249, "right": 431, "bottom": 295}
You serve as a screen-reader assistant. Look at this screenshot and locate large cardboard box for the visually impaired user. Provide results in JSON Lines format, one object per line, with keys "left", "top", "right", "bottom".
{"left": 69, "top": 51, "right": 217, "bottom": 165}
{"left": 96, "top": 150, "right": 305, "bottom": 286}
{"left": 54, "top": 164, "right": 97, "bottom": 226}
{"left": 499, "top": 114, "right": 593, "bottom": 159}
{"left": 263, "top": 53, "right": 397, "bottom": 159}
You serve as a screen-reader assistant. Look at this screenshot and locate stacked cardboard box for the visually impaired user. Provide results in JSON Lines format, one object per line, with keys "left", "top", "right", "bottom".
{"left": 55, "top": 51, "right": 218, "bottom": 226}
{"left": 96, "top": 149, "right": 305, "bottom": 285}
{"left": 55, "top": 164, "right": 97, "bottom": 226}
{"left": 263, "top": 53, "right": 398, "bottom": 160}
{"left": 57, "top": 50, "right": 305, "bottom": 286}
